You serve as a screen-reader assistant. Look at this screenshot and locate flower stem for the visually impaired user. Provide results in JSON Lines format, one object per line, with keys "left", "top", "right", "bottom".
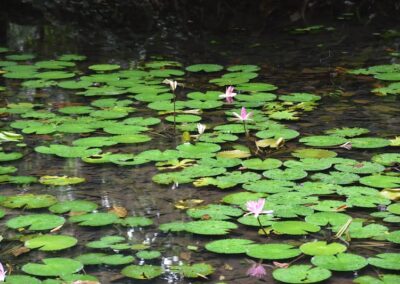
{"left": 243, "top": 121, "right": 248, "bottom": 136}
{"left": 173, "top": 90, "right": 176, "bottom": 135}
{"left": 257, "top": 217, "right": 268, "bottom": 236}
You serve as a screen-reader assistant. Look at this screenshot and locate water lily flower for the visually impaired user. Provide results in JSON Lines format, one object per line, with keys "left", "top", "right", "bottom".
{"left": 197, "top": 123, "right": 206, "bottom": 135}
{"left": 0, "top": 262, "right": 6, "bottom": 282}
{"left": 163, "top": 79, "right": 178, "bottom": 92}
{"left": 246, "top": 263, "right": 266, "bottom": 278}
{"left": 244, "top": 198, "right": 273, "bottom": 218}
{"left": 219, "top": 86, "right": 237, "bottom": 103}
{"left": 233, "top": 107, "right": 253, "bottom": 122}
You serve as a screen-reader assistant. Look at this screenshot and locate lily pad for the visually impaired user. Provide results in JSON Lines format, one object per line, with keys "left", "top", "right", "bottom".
{"left": 7, "top": 214, "right": 65, "bottom": 231}
{"left": 272, "top": 221, "right": 320, "bottom": 235}
{"left": 273, "top": 265, "right": 332, "bottom": 284}
{"left": 0, "top": 194, "right": 57, "bottom": 209}
{"left": 246, "top": 244, "right": 301, "bottom": 260}
{"left": 69, "top": 212, "right": 119, "bottom": 226}
{"left": 170, "top": 263, "right": 214, "bottom": 278}
{"left": 22, "top": 258, "right": 83, "bottom": 276}
{"left": 368, "top": 253, "right": 400, "bottom": 270}
{"left": 121, "top": 265, "right": 163, "bottom": 280}
{"left": 205, "top": 238, "right": 254, "bottom": 254}
{"left": 300, "top": 241, "right": 347, "bottom": 256}
{"left": 185, "top": 220, "right": 237, "bottom": 235}
{"left": 25, "top": 235, "right": 78, "bottom": 251}
{"left": 311, "top": 253, "right": 368, "bottom": 271}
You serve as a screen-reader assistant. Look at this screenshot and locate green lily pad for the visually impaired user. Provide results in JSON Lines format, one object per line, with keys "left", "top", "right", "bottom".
{"left": 49, "top": 200, "right": 98, "bottom": 214}
{"left": 187, "top": 204, "right": 243, "bottom": 220}
{"left": 236, "top": 83, "right": 278, "bottom": 92}
{"left": 246, "top": 244, "right": 301, "bottom": 260}
{"left": 119, "top": 216, "right": 153, "bottom": 227}
{"left": 368, "top": 253, "right": 400, "bottom": 270}
{"left": 121, "top": 265, "right": 163, "bottom": 280}
{"left": 0, "top": 152, "right": 23, "bottom": 162}
{"left": 25, "top": 235, "right": 78, "bottom": 251}
{"left": 300, "top": 241, "right": 347, "bottom": 256}
{"left": 222, "top": 191, "right": 265, "bottom": 206}
{"left": 88, "top": 64, "right": 120, "bottom": 71}
{"left": 273, "top": 265, "right": 332, "bottom": 284}
{"left": 186, "top": 64, "right": 223, "bottom": 72}
{"left": 334, "top": 161, "right": 385, "bottom": 174}
{"left": 242, "top": 158, "right": 282, "bottom": 170}
{"left": 279, "top": 93, "right": 321, "bottom": 102}
{"left": 6, "top": 54, "right": 35, "bottom": 61}
{"left": 300, "top": 135, "right": 346, "bottom": 147}
{"left": 69, "top": 212, "right": 119, "bottom": 226}
{"left": 272, "top": 221, "right": 320, "bottom": 235}
{"left": 205, "top": 239, "right": 254, "bottom": 254}
{"left": 312, "top": 253, "right": 368, "bottom": 271}
{"left": 243, "top": 180, "right": 295, "bottom": 193}
{"left": 263, "top": 168, "right": 308, "bottom": 181}
{"left": 7, "top": 214, "right": 65, "bottom": 231}
{"left": 305, "top": 212, "right": 352, "bottom": 227}
{"left": 39, "top": 176, "right": 85, "bottom": 186}
{"left": 325, "top": 127, "right": 370, "bottom": 137}
{"left": 360, "top": 175, "right": 400, "bottom": 188}
{"left": 388, "top": 203, "right": 400, "bottom": 215}
{"left": 292, "top": 148, "right": 337, "bottom": 159}
{"left": 86, "top": 236, "right": 128, "bottom": 249}
{"left": 136, "top": 250, "right": 161, "bottom": 260}
{"left": 285, "top": 159, "right": 333, "bottom": 171}
{"left": 2, "top": 275, "right": 42, "bottom": 284}
{"left": 171, "top": 263, "right": 214, "bottom": 278}
{"left": 185, "top": 220, "right": 237, "bottom": 235}
{"left": 0, "top": 194, "right": 57, "bottom": 209}
{"left": 76, "top": 253, "right": 134, "bottom": 265}
{"left": 36, "top": 71, "right": 75, "bottom": 80}
{"left": 350, "top": 137, "right": 390, "bottom": 148}
{"left": 372, "top": 153, "right": 400, "bottom": 166}
{"left": 311, "top": 171, "right": 360, "bottom": 185}
{"left": 22, "top": 258, "right": 83, "bottom": 276}
{"left": 354, "top": 274, "right": 400, "bottom": 284}
{"left": 35, "top": 145, "right": 101, "bottom": 158}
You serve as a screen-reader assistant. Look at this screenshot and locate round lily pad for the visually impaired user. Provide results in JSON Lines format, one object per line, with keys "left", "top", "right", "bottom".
{"left": 69, "top": 212, "right": 119, "bottom": 226}
{"left": 186, "top": 64, "right": 223, "bottom": 72}
{"left": 205, "top": 239, "right": 254, "bottom": 254}
{"left": 242, "top": 158, "right": 282, "bottom": 170}
{"left": 246, "top": 244, "right": 301, "bottom": 260}
{"left": 22, "top": 258, "right": 83, "bottom": 276}
{"left": 273, "top": 265, "right": 332, "bottom": 284}
{"left": 25, "top": 235, "right": 78, "bottom": 251}
{"left": 272, "top": 221, "right": 320, "bottom": 235}
{"left": 121, "top": 265, "right": 163, "bottom": 280}
{"left": 187, "top": 204, "right": 243, "bottom": 220}
{"left": 311, "top": 253, "right": 368, "bottom": 271}
{"left": 300, "top": 241, "right": 347, "bottom": 256}
{"left": 7, "top": 214, "right": 65, "bottom": 231}
{"left": 299, "top": 135, "right": 346, "bottom": 147}
{"left": 170, "top": 263, "right": 214, "bottom": 278}
{"left": 185, "top": 220, "right": 237, "bottom": 235}
{"left": 136, "top": 250, "right": 161, "bottom": 260}
{"left": 350, "top": 137, "right": 390, "bottom": 148}
{"left": 0, "top": 194, "right": 57, "bottom": 209}
{"left": 49, "top": 200, "right": 98, "bottom": 214}
{"left": 368, "top": 253, "right": 400, "bottom": 270}
{"left": 88, "top": 64, "right": 120, "bottom": 71}
{"left": 291, "top": 149, "right": 337, "bottom": 159}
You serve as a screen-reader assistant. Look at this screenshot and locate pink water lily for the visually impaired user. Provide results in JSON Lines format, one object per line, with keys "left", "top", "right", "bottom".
{"left": 0, "top": 262, "right": 6, "bottom": 282}
{"left": 244, "top": 198, "right": 273, "bottom": 218}
{"left": 219, "top": 86, "right": 237, "bottom": 103}
{"left": 246, "top": 263, "right": 266, "bottom": 278}
{"left": 233, "top": 107, "right": 253, "bottom": 122}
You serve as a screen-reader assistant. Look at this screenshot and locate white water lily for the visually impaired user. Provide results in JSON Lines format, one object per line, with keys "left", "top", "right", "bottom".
{"left": 197, "top": 123, "right": 206, "bottom": 135}
{"left": 163, "top": 79, "right": 178, "bottom": 91}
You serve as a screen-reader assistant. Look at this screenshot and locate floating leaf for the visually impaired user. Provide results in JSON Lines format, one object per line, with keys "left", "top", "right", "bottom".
{"left": 69, "top": 212, "right": 119, "bottom": 226}
{"left": 171, "top": 263, "right": 214, "bottom": 278}
{"left": 121, "top": 265, "right": 163, "bottom": 280}
{"left": 25, "top": 235, "right": 77, "bottom": 251}
{"left": 272, "top": 221, "right": 320, "bottom": 235}
{"left": 273, "top": 265, "right": 332, "bottom": 284}
{"left": 22, "top": 258, "right": 83, "bottom": 276}
{"left": 368, "top": 253, "right": 400, "bottom": 270}
{"left": 246, "top": 244, "right": 301, "bottom": 260}
{"left": 300, "top": 241, "right": 346, "bottom": 256}
{"left": 205, "top": 239, "right": 254, "bottom": 254}
{"left": 185, "top": 220, "right": 237, "bottom": 235}
{"left": 311, "top": 253, "right": 368, "bottom": 271}
{"left": 7, "top": 214, "right": 65, "bottom": 231}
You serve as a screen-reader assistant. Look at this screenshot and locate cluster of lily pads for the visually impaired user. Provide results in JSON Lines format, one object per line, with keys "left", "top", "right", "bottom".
{"left": 0, "top": 45, "right": 400, "bottom": 283}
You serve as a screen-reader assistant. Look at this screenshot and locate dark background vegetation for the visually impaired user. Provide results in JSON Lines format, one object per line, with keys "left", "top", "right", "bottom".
{"left": 1, "top": 0, "right": 400, "bottom": 35}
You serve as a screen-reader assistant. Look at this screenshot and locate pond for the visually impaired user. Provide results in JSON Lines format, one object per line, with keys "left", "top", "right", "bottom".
{"left": 0, "top": 10, "right": 400, "bottom": 284}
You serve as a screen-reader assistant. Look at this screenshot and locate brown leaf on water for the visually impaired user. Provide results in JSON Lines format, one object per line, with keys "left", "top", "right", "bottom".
{"left": 50, "top": 224, "right": 63, "bottom": 233}
{"left": 10, "top": 246, "right": 30, "bottom": 256}
{"left": 201, "top": 214, "right": 211, "bottom": 220}
{"left": 109, "top": 206, "right": 128, "bottom": 218}
{"left": 179, "top": 251, "right": 191, "bottom": 261}
{"left": 273, "top": 261, "right": 289, "bottom": 268}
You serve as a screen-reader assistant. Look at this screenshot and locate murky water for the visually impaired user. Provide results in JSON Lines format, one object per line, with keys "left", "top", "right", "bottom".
{"left": 0, "top": 14, "right": 400, "bottom": 284}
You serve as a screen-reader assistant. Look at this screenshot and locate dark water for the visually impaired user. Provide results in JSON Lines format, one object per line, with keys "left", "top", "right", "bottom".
{"left": 0, "top": 14, "right": 400, "bottom": 284}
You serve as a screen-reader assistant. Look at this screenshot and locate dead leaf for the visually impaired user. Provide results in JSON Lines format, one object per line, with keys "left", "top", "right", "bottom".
{"left": 174, "top": 199, "right": 204, "bottom": 210}
{"left": 50, "top": 224, "right": 63, "bottom": 233}
{"left": 223, "top": 263, "right": 233, "bottom": 271}
{"left": 273, "top": 261, "right": 289, "bottom": 268}
{"left": 10, "top": 246, "right": 30, "bottom": 256}
{"left": 179, "top": 251, "right": 191, "bottom": 261}
{"left": 109, "top": 206, "right": 128, "bottom": 218}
